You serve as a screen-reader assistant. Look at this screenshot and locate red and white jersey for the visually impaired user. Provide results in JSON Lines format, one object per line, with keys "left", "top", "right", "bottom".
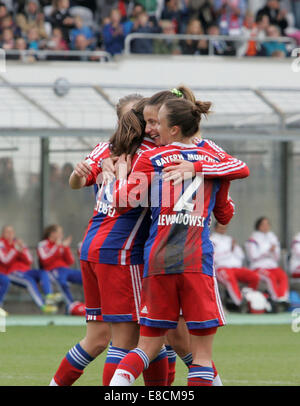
{"left": 0, "top": 238, "right": 33, "bottom": 274}
{"left": 290, "top": 232, "right": 300, "bottom": 275}
{"left": 114, "top": 142, "right": 235, "bottom": 278}
{"left": 80, "top": 137, "right": 155, "bottom": 265}
{"left": 194, "top": 138, "right": 250, "bottom": 180}
{"left": 245, "top": 231, "right": 280, "bottom": 270}
{"left": 37, "top": 239, "right": 74, "bottom": 271}
{"left": 210, "top": 232, "right": 245, "bottom": 269}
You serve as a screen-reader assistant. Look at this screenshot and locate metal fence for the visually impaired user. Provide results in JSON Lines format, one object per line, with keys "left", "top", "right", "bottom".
{"left": 124, "top": 33, "right": 297, "bottom": 56}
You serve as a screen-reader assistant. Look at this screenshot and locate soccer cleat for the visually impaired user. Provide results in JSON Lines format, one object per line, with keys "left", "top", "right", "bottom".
{"left": 0, "top": 307, "right": 8, "bottom": 317}
{"left": 41, "top": 304, "right": 58, "bottom": 314}
{"left": 68, "top": 301, "right": 85, "bottom": 316}
{"left": 45, "top": 293, "right": 63, "bottom": 305}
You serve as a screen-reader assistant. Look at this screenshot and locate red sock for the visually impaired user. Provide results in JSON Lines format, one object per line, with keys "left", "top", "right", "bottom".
{"left": 165, "top": 345, "right": 177, "bottom": 385}
{"left": 187, "top": 364, "right": 214, "bottom": 386}
{"left": 53, "top": 357, "right": 83, "bottom": 386}
{"left": 143, "top": 347, "right": 168, "bottom": 386}
{"left": 102, "top": 346, "right": 129, "bottom": 386}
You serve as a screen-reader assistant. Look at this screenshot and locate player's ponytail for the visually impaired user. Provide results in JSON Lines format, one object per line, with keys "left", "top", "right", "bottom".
{"left": 162, "top": 97, "right": 212, "bottom": 139}
{"left": 109, "top": 98, "right": 148, "bottom": 157}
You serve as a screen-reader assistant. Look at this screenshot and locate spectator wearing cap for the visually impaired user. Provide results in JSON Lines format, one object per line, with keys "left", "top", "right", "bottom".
{"left": 16, "top": 0, "right": 49, "bottom": 39}
{"left": 256, "top": 0, "right": 288, "bottom": 35}
{"left": 102, "top": 7, "right": 133, "bottom": 55}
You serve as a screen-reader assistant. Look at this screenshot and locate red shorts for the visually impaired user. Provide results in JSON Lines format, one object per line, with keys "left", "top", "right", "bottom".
{"left": 139, "top": 273, "right": 226, "bottom": 331}
{"left": 81, "top": 260, "right": 143, "bottom": 323}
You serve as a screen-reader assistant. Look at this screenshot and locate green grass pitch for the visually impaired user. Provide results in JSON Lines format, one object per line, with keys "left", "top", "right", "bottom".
{"left": 1, "top": 324, "right": 299, "bottom": 386}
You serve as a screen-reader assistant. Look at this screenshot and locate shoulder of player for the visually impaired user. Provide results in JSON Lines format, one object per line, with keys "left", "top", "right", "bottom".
{"left": 86, "top": 142, "right": 110, "bottom": 161}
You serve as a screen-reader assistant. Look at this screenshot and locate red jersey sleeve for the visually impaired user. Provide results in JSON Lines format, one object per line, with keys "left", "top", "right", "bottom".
{"left": 113, "top": 151, "right": 154, "bottom": 213}
{"left": 62, "top": 246, "right": 75, "bottom": 266}
{"left": 37, "top": 241, "right": 60, "bottom": 269}
{"left": 0, "top": 242, "right": 19, "bottom": 272}
{"left": 84, "top": 142, "right": 111, "bottom": 186}
{"left": 17, "top": 247, "right": 33, "bottom": 266}
{"left": 213, "top": 181, "right": 235, "bottom": 225}
{"left": 193, "top": 155, "right": 250, "bottom": 180}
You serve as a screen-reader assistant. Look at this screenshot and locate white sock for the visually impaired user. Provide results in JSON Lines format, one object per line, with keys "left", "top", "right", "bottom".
{"left": 49, "top": 377, "right": 59, "bottom": 386}
{"left": 109, "top": 369, "right": 136, "bottom": 386}
{"left": 212, "top": 373, "right": 223, "bottom": 386}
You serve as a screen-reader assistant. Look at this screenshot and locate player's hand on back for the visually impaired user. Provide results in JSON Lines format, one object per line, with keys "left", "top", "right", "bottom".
{"left": 162, "top": 159, "right": 195, "bottom": 185}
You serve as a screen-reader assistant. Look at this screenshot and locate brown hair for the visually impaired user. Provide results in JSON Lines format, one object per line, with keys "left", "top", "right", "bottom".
{"left": 115, "top": 93, "right": 144, "bottom": 120}
{"left": 43, "top": 224, "right": 59, "bottom": 240}
{"left": 109, "top": 98, "right": 148, "bottom": 157}
{"left": 163, "top": 98, "right": 212, "bottom": 138}
{"left": 146, "top": 85, "right": 196, "bottom": 108}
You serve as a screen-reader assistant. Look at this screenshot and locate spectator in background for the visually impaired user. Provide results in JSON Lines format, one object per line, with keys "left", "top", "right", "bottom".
{"left": 237, "top": 11, "right": 269, "bottom": 57}
{"left": 1, "top": 13, "right": 21, "bottom": 37}
{"left": 1, "top": 27, "right": 14, "bottom": 49}
{"left": 206, "top": 23, "right": 236, "bottom": 54}
{"left": 70, "top": 15, "right": 95, "bottom": 50}
{"left": 289, "top": 232, "right": 300, "bottom": 278}
{"left": 102, "top": 7, "right": 133, "bottom": 55}
{"left": 46, "top": 26, "right": 69, "bottom": 58}
{"left": 153, "top": 19, "right": 181, "bottom": 54}
{"left": 136, "top": 0, "right": 158, "bottom": 15}
{"left": 211, "top": 222, "right": 260, "bottom": 312}
{"left": 49, "top": 0, "right": 75, "bottom": 42}
{"left": 16, "top": 0, "right": 50, "bottom": 40}
{"left": 291, "top": 0, "right": 300, "bottom": 29}
{"left": 261, "top": 24, "right": 288, "bottom": 57}
{"left": 161, "top": 0, "right": 190, "bottom": 33}
{"left": 37, "top": 224, "right": 85, "bottom": 316}
{"left": 0, "top": 158, "right": 18, "bottom": 205}
{"left": 130, "top": 10, "right": 160, "bottom": 53}
{"left": 245, "top": 216, "right": 289, "bottom": 311}
{"left": 180, "top": 17, "right": 208, "bottom": 54}
{"left": 0, "top": 2, "right": 8, "bottom": 28}
{"left": 27, "top": 26, "right": 41, "bottom": 50}
{"left": 214, "top": 0, "right": 247, "bottom": 35}
{"left": 197, "top": 0, "right": 217, "bottom": 32}
{"left": 256, "top": 0, "right": 288, "bottom": 35}
{"left": 0, "top": 225, "right": 58, "bottom": 314}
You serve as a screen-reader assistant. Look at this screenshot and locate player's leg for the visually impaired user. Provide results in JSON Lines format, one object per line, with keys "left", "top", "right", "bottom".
{"left": 50, "top": 260, "right": 110, "bottom": 386}
{"left": 66, "top": 268, "right": 83, "bottom": 285}
{"left": 188, "top": 329, "right": 216, "bottom": 386}
{"left": 181, "top": 272, "right": 225, "bottom": 386}
{"left": 50, "top": 268, "right": 75, "bottom": 307}
{"left": 272, "top": 267, "right": 289, "bottom": 301}
{"left": 51, "top": 320, "right": 110, "bottom": 386}
{"left": 26, "top": 269, "right": 58, "bottom": 306}
{"left": 109, "top": 274, "right": 181, "bottom": 386}
{"left": 109, "top": 328, "right": 166, "bottom": 386}
{"left": 8, "top": 271, "right": 56, "bottom": 313}
{"left": 217, "top": 267, "right": 243, "bottom": 306}
{"left": 165, "top": 316, "right": 191, "bottom": 385}
{"left": 235, "top": 267, "right": 260, "bottom": 291}
{"left": 0, "top": 273, "right": 10, "bottom": 311}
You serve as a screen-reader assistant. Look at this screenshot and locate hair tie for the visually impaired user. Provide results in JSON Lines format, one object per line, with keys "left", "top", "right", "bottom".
{"left": 171, "top": 88, "right": 183, "bottom": 98}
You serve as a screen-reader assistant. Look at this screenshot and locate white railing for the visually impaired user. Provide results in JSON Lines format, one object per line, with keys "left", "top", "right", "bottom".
{"left": 124, "top": 32, "right": 297, "bottom": 56}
